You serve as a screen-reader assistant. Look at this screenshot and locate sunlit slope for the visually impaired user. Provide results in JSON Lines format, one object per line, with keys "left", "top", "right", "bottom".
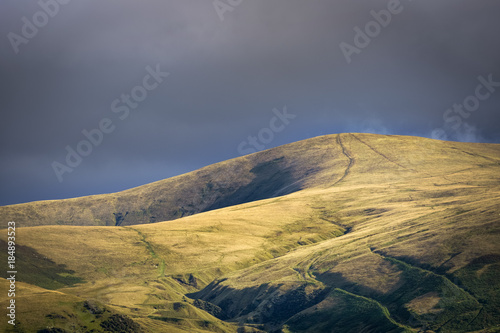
{"left": 0, "top": 277, "right": 239, "bottom": 333}
{"left": 193, "top": 185, "right": 500, "bottom": 332}
{"left": 0, "top": 194, "right": 348, "bottom": 332}
{"left": 1, "top": 133, "right": 500, "bottom": 332}
{"left": 0, "top": 134, "right": 349, "bottom": 227}
{"left": 186, "top": 135, "right": 500, "bottom": 332}
{"left": 0, "top": 278, "right": 158, "bottom": 333}
{"left": 3, "top": 133, "right": 500, "bottom": 228}
{"left": 2, "top": 176, "right": 500, "bottom": 331}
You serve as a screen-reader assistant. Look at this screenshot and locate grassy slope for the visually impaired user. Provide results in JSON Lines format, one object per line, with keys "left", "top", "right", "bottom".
{"left": 190, "top": 134, "right": 500, "bottom": 332}
{"left": 0, "top": 135, "right": 348, "bottom": 227}
{"left": 1, "top": 133, "right": 500, "bottom": 332}
{"left": 0, "top": 198, "right": 345, "bottom": 332}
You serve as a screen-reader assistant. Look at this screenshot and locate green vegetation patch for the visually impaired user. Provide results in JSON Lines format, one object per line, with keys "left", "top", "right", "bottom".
{"left": 284, "top": 288, "right": 409, "bottom": 333}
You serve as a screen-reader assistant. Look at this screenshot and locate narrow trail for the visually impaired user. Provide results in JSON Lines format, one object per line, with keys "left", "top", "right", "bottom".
{"left": 126, "top": 227, "right": 166, "bottom": 278}
{"left": 333, "top": 288, "right": 414, "bottom": 331}
{"left": 350, "top": 133, "right": 416, "bottom": 172}
{"left": 334, "top": 134, "right": 355, "bottom": 185}
{"left": 369, "top": 248, "right": 482, "bottom": 307}
{"left": 127, "top": 227, "right": 159, "bottom": 259}
{"left": 368, "top": 248, "right": 484, "bottom": 330}
{"left": 350, "top": 133, "right": 458, "bottom": 184}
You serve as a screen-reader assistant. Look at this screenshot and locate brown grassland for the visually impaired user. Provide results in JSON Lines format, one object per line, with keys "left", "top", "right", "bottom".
{"left": 1, "top": 133, "right": 500, "bottom": 332}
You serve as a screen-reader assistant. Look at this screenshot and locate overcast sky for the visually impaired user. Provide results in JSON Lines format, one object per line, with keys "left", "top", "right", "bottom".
{"left": 1, "top": 0, "right": 499, "bottom": 206}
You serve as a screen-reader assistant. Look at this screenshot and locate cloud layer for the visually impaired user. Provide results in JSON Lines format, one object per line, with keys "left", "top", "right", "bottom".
{"left": 1, "top": 0, "right": 499, "bottom": 205}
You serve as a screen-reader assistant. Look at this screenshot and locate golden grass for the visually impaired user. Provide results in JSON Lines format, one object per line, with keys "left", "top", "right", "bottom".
{"left": 1, "top": 133, "right": 500, "bottom": 332}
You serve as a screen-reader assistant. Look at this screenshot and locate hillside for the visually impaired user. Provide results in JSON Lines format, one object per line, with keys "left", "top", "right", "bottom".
{"left": 1, "top": 134, "right": 349, "bottom": 227}
{"left": 5, "top": 133, "right": 499, "bottom": 228}
{"left": 1, "top": 133, "right": 500, "bottom": 332}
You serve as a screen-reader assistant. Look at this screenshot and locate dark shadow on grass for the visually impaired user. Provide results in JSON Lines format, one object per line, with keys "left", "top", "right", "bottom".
{"left": 0, "top": 239, "right": 85, "bottom": 290}
{"left": 204, "top": 157, "right": 300, "bottom": 211}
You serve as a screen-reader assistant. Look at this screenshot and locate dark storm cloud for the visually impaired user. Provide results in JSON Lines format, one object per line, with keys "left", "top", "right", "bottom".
{"left": 1, "top": 0, "right": 499, "bottom": 205}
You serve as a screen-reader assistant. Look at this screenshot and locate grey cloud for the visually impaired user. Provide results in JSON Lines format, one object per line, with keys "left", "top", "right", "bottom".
{"left": 1, "top": 0, "right": 499, "bottom": 205}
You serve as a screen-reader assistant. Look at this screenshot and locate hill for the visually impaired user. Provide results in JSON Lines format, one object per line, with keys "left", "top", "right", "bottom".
{"left": 5, "top": 133, "right": 499, "bottom": 228}
{"left": 1, "top": 133, "right": 500, "bottom": 332}
{"left": 1, "top": 134, "right": 349, "bottom": 227}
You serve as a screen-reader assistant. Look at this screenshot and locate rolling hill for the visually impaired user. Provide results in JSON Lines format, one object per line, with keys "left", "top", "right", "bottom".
{"left": 1, "top": 133, "right": 500, "bottom": 332}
